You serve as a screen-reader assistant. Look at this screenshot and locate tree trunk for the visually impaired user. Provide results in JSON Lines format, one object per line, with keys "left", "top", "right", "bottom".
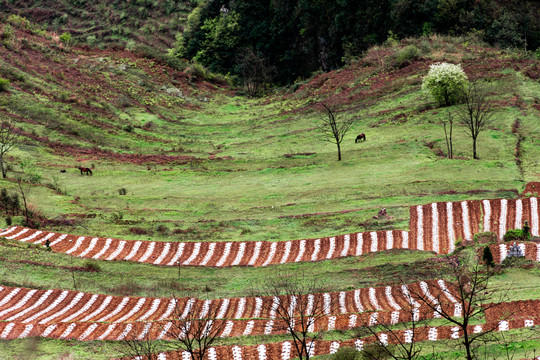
{"left": 463, "top": 328, "right": 473, "bottom": 360}
{"left": 337, "top": 142, "right": 342, "bottom": 161}
{"left": 472, "top": 136, "right": 478, "bottom": 159}
{"left": 0, "top": 156, "right": 5, "bottom": 178}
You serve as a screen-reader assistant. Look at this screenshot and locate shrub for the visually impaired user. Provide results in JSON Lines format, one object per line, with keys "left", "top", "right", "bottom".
{"left": 129, "top": 227, "right": 150, "bottom": 235}
{"left": 394, "top": 45, "right": 419, "bottom": 67}
{"left": 59, "top": 32, "right": 71, "bottom": 44}
{"left": 84, "top": 261, "right": 101, "bottom": 272}
{"left": 422, "top": 62, "right": 468, "bottom": 107}
{"left": 0, "top": 78, "right": 10, "bottom": 92}
{"left": 5, "top": 216, "right": 12, "bottom": 226}
{"left": 156, "top": 224, "right": 169, "bottom": 235}
{"left": 333, "top": 347, "right": 361, "bottom": 360}
{"left": 1, "top": 24, "right": 14, "bottom": 41}
{"left": 361, "top": 343, "right": 392, "bottom": 360}
{"left": 473, "top": 231, "right": 497, "bottom": 244}
{"left": 483, "top": 246, "right": 495, "bottom": 267}
{"left": 118, "top": 187, "right": 127, "bottom": 195}
{"left": 503, "top": 228, "right": 528, "bottom": 242}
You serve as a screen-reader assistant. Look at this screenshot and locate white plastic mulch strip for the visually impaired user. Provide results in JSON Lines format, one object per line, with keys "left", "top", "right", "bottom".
{"left": 341, "top": 234, "right": 350, "bottom": 257}
{"left": 262, "top": 242, "right": 277, "bottom": 267}
{"left": 499, "top": 199, "right": 508, "bottom": 239}
{"left": 38, "top": 292, "right": 84, "bottom": 324}
{"left": 7, "top": 290, "right": 55, "bottom": 321}
{"left": 138, "top": 241, "right": 156, "bottom": 263}
{"left": 80, "top": 295, "right": 112, "bottom": 322}
{"left": 416, "top": 205, "right": 424, "bottom": 250}
{"left": 295, "top": 240, "right": 306, "bottom": 262}
{"left": 248, "top": 242, "right": 262, "bottom": 266}
{"left": 326, "top": 237, "right": 336, "bottom": 259}
{"left": 461, "top": 201, "right": 472, "bottom": 241}
{"left": 356, "top": 233, "right": 363, "bottom": 255}
{"left": 432, "top": 203, "right": 439, "bottom": 253}
{"left": 386, "top": 231, "right": 393, "bottom": 250}
{"left": 446, "top": 202, "right": 455, "bottom": 253}
{"left": 216, "top": 242, "right": 233, "bottom": 267}
{"left": 182, "top": 242, "right": 201, "bottom": 266}
{"left": 531, "top": 198, "right": 539, "bottom": 236}
{"left": 166, "top": 242, "right": 186, "bottom": 266}
{"left": 66, "top": 237, "right": 85, "bottom": 255}
{"left": 482, "top": 200, "right": 491, "bottom": 232}
{"left": 280, "top": 242, "right": 292, "bottom": 264}
{"left": 370, "top": 232, "right": 378, "bottom": 253}
{"left": 234, "top": 298, "right": 246, "bottom": 319}
{"left": 402, "top": 231, "right": 409, "bottom": 249}
{"left": 515, "top": 199, "right": 523, "bottom": 229}
{"left": 310, "top": 239, "right": 321, "bottom": 261}
{"left": 92, "top": 238, "right": 112, "bottom": 259}
{"left": 62, "top": 294, "right": 99, "bottom": 322}
{"left": 154, "top": 243, "right": 172, "bottom": 265}
{"left": 78, "top": 238, "right": 98, "bottom": 258}
{"left": 368, "top": 288, "right": 381, "bottom": 311}
{"left": 199, "top": 243, "right": 217, "bottom": 266}
{"left": 231, "top": 242, "right": 246, "bottom": 266}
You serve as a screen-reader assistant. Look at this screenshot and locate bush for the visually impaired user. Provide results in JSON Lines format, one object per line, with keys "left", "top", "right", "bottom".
{"left": 84, "top": 261, "right": 101, "bottom": 272}
{"left": 59, "top": 32, "right": 72, "bottom": 46}
{"left": 422, "top": 62, "right": 468, "bottom": 107}
{"left": 0, "top": 78, "right": 10, "bottom": 92}
{"left": 1, "top": 24, "right": 14, "bottom": 42}
{"left": 5, "top": 216, "right": 12, "bottom": 226}
{"left": 483, "top": 246, "right": 495, "bottom": 267}
{"left": 503, "top": 228, "right": 529, "bottom": 242}
{"left": 361, "top": 343, "right": 392, "bottom": 360}
{"left": 129, "top": 227, "right": 150, "bottom": 235}
{"left": 394, "top": 45, "right": 419, "bottom": 68}
{"left": 474, "top": 231, "right": 498, "bottom": 244}
{"left": 333, "top": 347, "right": 361, "bottom": 360}
{"left": 118, "top": 187, "right": 127, "bottom": 195}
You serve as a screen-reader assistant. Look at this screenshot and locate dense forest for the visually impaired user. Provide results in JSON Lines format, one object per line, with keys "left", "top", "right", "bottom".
{"left": 171, "top": 0, "right": 540, "bottom": 84}
{"left": 1, "top": 0, "right": 539, "bottom": 85}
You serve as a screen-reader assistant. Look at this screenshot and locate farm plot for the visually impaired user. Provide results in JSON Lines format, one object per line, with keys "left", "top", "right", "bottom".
{"left": 0, "top": 227, "right": 410, "bottom": 267}
{"left": 2, "top": 198, "right": 538, "bottom": 267}
{"left": 486, "top": 242, "right": 540, "bottom": 263}
{"left": 482, "top": 198, "right": 540, "bottom": 239}
{"left": 111, "top": 317, "right": 539, "bottom": 360}
{"left": 0, "top": 280, "right": 458, "bottom": 326}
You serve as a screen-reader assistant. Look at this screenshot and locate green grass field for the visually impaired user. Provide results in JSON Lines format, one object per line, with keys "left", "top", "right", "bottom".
{"left": 1, "top": 27, "right": 539, "bottom": 359}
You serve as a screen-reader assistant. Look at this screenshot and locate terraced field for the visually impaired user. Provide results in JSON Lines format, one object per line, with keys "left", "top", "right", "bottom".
{"left": 1, "top": 195, "right": 540, "bottom": 359}
{"left": 1, "top": 14, "right": 540, "bottom": 359}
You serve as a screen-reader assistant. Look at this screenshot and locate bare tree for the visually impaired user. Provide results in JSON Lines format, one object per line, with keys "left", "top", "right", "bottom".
{"left": 315, "top": 103, "right": 354, "bottom": 161}
{"left": 0, "top": 119, "right": 19, "bottom": 178}
{"left": 259, "top": 272, "right": 333, "bottom": 360}
{"left": 442, "top": 112, "right": 454, "bottom": 159}
{"left": 166, "top": 297, "right": 228, "bottom": 360}
{"left": 457, "top": 82, "right": 495, "bottom": 159}
{"left": 409, "top": 256, "right": 509, "bottom": 360}
{"left": 116, "top": 322, "right": 161, "bottom": 360}
{"left": 15, "top": 177, "right": 32, "bottom": 227}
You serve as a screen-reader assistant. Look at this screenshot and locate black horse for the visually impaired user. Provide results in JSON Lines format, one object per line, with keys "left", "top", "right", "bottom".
{"left": 355, "top": 133, "right": 366, "bottom": 143}
{"left": 78, "top": 167, "right": 92, "bottom": 176}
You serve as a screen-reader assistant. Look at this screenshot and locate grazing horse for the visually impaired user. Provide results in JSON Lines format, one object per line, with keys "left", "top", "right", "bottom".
{"left": 355, "top": 133, "right": 366, "bottom": 143}
{"left": 78, "top": 167, "right": 92, "bottom": 176}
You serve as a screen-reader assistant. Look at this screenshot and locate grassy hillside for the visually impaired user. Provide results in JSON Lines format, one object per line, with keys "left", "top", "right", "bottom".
{"left": 0, "top": 16, "right": 539, "bottom": 360}
{"left": 1, "top": 24, "right": 539, "bottom": 241}
{"left": 0, "top": 0, "right": 195, "bottom": 52}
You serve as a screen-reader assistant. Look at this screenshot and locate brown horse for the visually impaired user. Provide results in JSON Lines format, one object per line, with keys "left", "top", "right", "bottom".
{"left": 78, "top": 167, "right": 92, "bottom": 176}
{"left": 355, "top": 133, "right": 366, "bottom": 143}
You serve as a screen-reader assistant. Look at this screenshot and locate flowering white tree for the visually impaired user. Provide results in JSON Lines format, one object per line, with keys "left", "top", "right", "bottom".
{"left": 422, "top": 62, "right": 468, "bottom": 107}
